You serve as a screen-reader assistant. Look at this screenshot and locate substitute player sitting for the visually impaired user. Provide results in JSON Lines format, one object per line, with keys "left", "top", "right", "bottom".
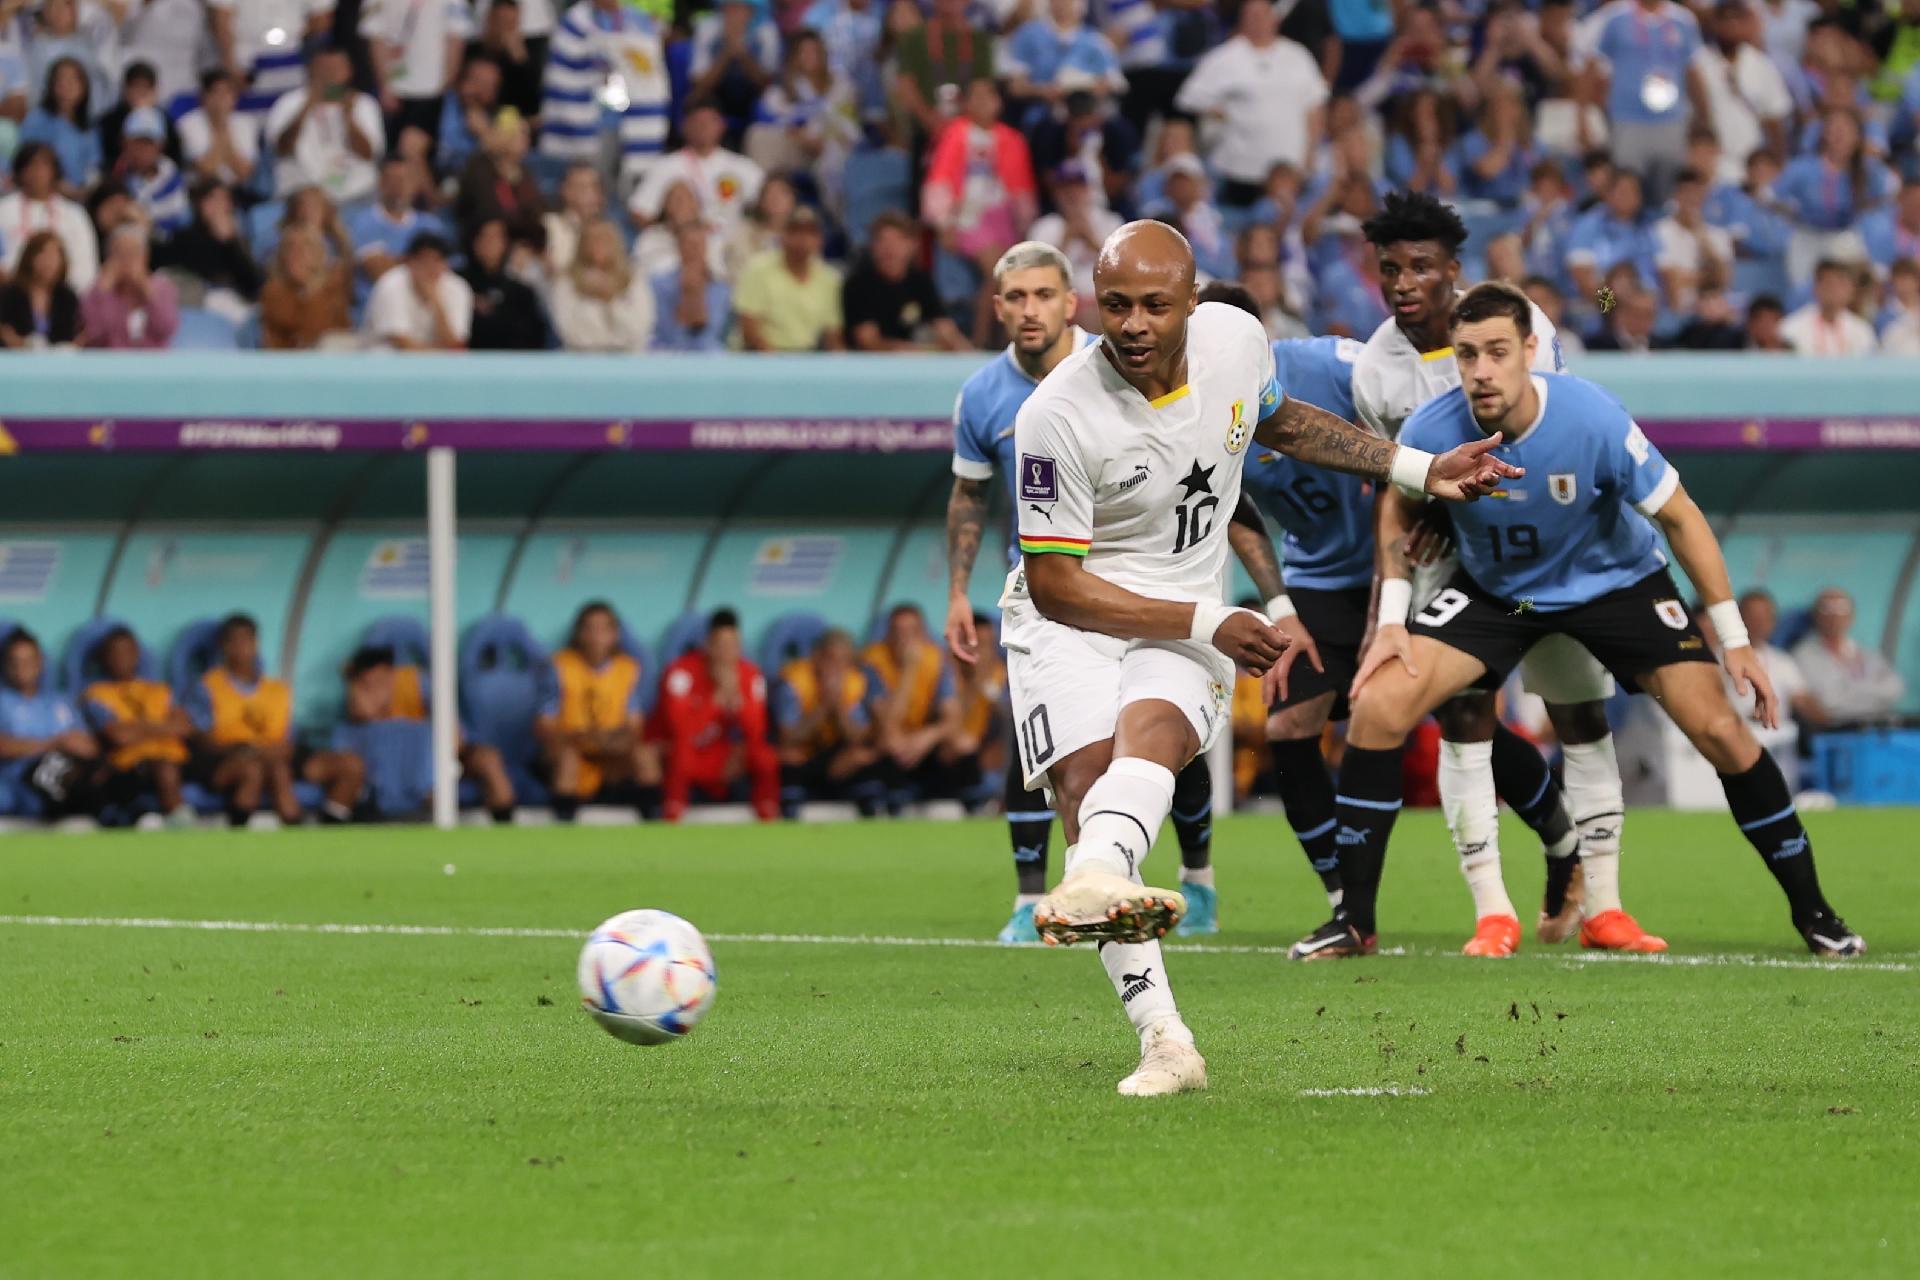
{"left": 84, "top": 626, "right": 194, "bottom": 827}
{"left": 862, "top": 605, "right": 966, "bottom": 811}
{"left": 653, "top": 609, "right": 780, "bottom": 822}
{"left": 1009, "top": 222, "right": 1518, "bottom": 1096}
{"left": 773, "top": 628, "right": 882, "bottom": 815}
{"left": 1330, "top": 283, "right": 1863, "bottom": 958}
{"left": 538, "top": 601, "right": 662, "bottom": 820}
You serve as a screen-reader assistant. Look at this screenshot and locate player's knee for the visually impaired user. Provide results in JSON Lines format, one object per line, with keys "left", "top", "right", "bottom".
{"left": 1547, "top": 700, "right": 1612, "bottom": 745}
{"left": 1433, "top": 695, "right": 1495, "bottom": 742}
{"left": 338, "top": 752, "right": 367, "bottom": 785}
{"left": 1691, "top": 705, "right": 1757, "bottom": 772}
{"left": 1350, "top": 684, "right": 1417, "bottom": 744}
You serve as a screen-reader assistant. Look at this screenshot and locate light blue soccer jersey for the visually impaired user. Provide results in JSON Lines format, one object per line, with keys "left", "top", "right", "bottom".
{"left": 952, "top": 335, "right": 1096, "bottom": 566}
{"left": 1239, "top": 337, "right": 1376, "bottom": 591}
{"left": 1398, "top": 373, "right": 1679, "bottom": 612}
{"left": 0, "top": 686, "right": 80, "bottom": 784}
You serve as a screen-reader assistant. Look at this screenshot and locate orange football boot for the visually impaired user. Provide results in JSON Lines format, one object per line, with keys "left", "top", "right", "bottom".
{"left": 1578, "top": 909, "right": 1668, "bottom": 953}
{"left": 1462, "top": 914, "right": 1522, "bottom": 957}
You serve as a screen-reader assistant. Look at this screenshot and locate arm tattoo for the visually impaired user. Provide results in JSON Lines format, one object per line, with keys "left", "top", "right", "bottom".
{"left": 946, "top": 476, "right": 991, "bottom": 592}
{"left": 1228, "top": 494, "right": 1287, "bottom": 602}
{"left": 1254, "top": 397, "right": 1397, "bottom": 480}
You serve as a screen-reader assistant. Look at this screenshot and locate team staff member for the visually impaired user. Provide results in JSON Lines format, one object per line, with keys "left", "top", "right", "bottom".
{"left": 188, "top": 613, "right": 366, "bottom": 826}
{"left": 863, "top": 604, "right": 965, "bottom": 812}
{"left": 537, "top": 601, "right": 661, "bottom": 820}
{"left": 84, "top": 626, "right": 194, "bottom": 826}
{"left": 0, "top": 628, "right": 98, "bottom": 817}
{"left": 342, "top": 647, "right": 518, "bottom": 823}
{"left": 653, "top": 609, "right": 780, "bottom": 823}
{"left": 773, "top": 629, "right": 881, "bottom": 815}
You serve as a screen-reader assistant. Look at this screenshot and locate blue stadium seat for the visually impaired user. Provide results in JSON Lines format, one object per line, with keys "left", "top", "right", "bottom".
{"left": 842, "top": 147, "right": 910, "bottom": 248}
{"left": 0, "top": 615, "right": 19, "bottom": 645}
{"left": 758, "top": 611, "right": 828, "bottom": 676}
{"left": 613, "top": 622, "right": 660, "bottom": 716}
{"left": 58, "top": 616, "right": 157, "bottom": 693}
{"left": 168, "top": 618, "right": 224, "bottom": 706}
{"left": 235, "top": 309, "right": 264, "bottom": 349}
{"left": 460, "top": 613, "right": 550, "bottom": 804}
{"left": 247, "top": 200, "right": 285, "bottom": 263}
{"left": 171, "top": 307, "right": 241, "bottom": 351}
{"left": 361, "top": 615, "right": 431, "bottom": 666}
{"left": 657, "top": 611, "right": 708, "bottom": 668}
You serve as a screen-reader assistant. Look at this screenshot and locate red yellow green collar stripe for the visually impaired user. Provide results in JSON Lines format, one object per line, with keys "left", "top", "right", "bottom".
{"left": 1019, "top": 535, "right": 1090, "bottom": 557}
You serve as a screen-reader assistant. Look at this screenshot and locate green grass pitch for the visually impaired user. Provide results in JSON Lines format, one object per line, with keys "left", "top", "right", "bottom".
{"left": 4, "top": 808, "right": 1917, "bottom": 1278}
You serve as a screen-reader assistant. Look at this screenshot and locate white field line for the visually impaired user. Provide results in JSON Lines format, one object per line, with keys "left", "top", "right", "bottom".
{"left": 0, "top": 915, "right": 1910, "bottom": 973}
{"left": 1297, "top": 1086, "right": 1432, "bottom": 1098}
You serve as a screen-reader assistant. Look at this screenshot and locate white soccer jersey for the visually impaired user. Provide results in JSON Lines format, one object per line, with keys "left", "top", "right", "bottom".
{"left": 1007, "top": 302, "right": 1280, "bottom": 607}
{"left": 1351, "top": 296, "right": 1564, "bottom": 440}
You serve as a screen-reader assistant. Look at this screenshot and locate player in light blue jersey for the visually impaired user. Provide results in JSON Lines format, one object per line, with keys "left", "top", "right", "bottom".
{"left": 946, "top": 242, "right": 1224, "bottom": 942}
{"left": 1200, "top": 283, "right": 1374, "bottom": 915}
{"left": 1330, "top": 283, "right": 1863, "bottom": 958}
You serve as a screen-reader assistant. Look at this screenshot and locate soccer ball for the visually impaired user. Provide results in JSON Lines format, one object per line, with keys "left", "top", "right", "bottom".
{"left": 577, "top": 909, "right": 717, "bottom": 1045}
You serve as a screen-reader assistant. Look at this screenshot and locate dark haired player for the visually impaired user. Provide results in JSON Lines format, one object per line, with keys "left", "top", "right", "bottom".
{"left": 1331, "top": 282, "right": 1863, "bottom": 957}
{"left": 1310, "top": 191, "right": 1659, "bottom": 961}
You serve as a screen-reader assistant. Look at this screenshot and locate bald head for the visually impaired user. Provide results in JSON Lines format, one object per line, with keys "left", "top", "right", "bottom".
{"left": 1093, "top": 220, "right": 1198, "bottom": 383}
{"left": 1095, "top": 219, "right": 1196, "bottom": 296}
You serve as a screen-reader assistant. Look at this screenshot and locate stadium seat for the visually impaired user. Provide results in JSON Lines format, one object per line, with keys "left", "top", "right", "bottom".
{"left": 657, "top": 611, "right": 708, "bottom": 667}
{"left": 612, "top": 622, "right": 660, "bottom": 716}
{"left": 758, "top": 611, "right": 828, "bottom": 676}
{"left": 58, "top": 616, "right": 156, "bottom": 693}
{"left": 171, "top": 307, "right": 241, "bottom": 351}
{"left": 247, "top": 200, "right": 285, "bottom": 263}
{"left": 842, "top": 147, "right": 910, "bottom": 249}
{"left": 460, "top": 613, "right": 550, "bottom": 804}
{"left": 168, "top": 618, "right": 225, "bottom": 706}
{"left": 0, "top": 615, "right": 19, "bottom": 646}
{"left": 361, "top": 615, "right": 431, "bottom": 666}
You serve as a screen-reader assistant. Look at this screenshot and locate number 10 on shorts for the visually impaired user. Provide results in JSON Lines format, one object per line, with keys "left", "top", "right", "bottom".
{"left": 1021, "top": 704, "right": 1055, "bottom": 772}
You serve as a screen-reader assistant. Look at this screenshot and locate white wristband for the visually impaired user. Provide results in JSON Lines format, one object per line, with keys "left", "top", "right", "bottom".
{"left": 1707, "top": 600, "right": 1749, "bottom": 650}
{"left": 1265, "top": 593, "right": 1296, "bottom": 621}
{"left": 1189, "top": 601, "right": 1240, "bottom": 644}
{"left": 1389, "top": 444, "right": 1435, "bottom": 494}
{"left": 1378, "top": 578, "right": 1413, "bottom": 627}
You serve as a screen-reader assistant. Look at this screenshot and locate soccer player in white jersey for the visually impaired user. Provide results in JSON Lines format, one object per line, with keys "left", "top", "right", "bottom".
{"left": 1327, "top": 191, "right": 1662, "bottom": 961}
{"left": 1005, "top": 221, "right": 1519, "bottom": 1095}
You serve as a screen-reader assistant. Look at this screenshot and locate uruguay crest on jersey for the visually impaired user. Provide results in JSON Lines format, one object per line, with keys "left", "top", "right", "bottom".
{"left": 1550, "top": 473, "right": 1577, "bottom": 505}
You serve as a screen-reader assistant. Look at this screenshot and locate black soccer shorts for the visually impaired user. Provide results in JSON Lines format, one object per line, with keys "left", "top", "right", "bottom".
{"left": 1409, "top": 568, "right": 1717, "bottom": 693}
{"left": 1272, "top": 584, "right": 1372, "bottom": 720}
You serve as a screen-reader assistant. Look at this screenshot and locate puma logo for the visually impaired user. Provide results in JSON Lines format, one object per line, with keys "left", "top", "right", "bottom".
{"left": 1120, "top": 967, "right": 1155, "bottom": 1002}
{"left": 1028, "top": 503, "right": 1054, "bottom": 523}
{"left": 1335, "top": 825, "right": 1371, "bottom": 847}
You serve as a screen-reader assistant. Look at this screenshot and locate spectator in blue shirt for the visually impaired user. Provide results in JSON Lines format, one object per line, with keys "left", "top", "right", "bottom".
{"left": 1566, "top": 167, "right": 1660, "bottom": 299}
{"left": 652, "top": 221, "right": 733, "bottom": 352}
{"left": 437, "top": 54, "right": 504, "bottom": 179}
{"left": 1383, "top": 88, "right": 1459, "bottom": 199}
{"left": 1454, "top": 83, "right": 1538, "bottom": 208}
{"left": 1573, "top": 0, "right": 1707, "bottom": 206}
{"left": 20, "top": 57, "right": 100, "bottom": 199}
{"left": 1775, "top": 107, "right": 1898, "bottom": 281}
{"left": 1859, "top": 176, "right": 1920, "bottom": 275}
{"left": 1144, "top": 153, "right": 1234, "bottom": 280}
{"left": 0, "top": 628, "right": 97, "bottom": 816}
{"left": 349, "top": 155, "right": 442, "bottom": 302}
{"left": 1521, "top": 159, "right": 1579, "bottom": 291}
{"left": 1000, "top": 0, "right": 1126, "bottom": 118}
{"left": 117, "top": 107, "right": 188, "bottom": 238}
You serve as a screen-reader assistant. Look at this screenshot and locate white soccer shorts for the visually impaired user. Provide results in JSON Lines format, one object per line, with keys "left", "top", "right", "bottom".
{"left": 1001, "top": 600, "right": 1234, "bottom": 791}
{"left": 1414, "top": 559, "right": 1615, "bottom": 704}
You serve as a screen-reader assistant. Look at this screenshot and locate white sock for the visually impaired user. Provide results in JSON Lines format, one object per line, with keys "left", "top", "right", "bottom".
{"left": 1441, "top": 739, "right": 1515, "bottom": 920}
{"left": 1097, "top": 937, "right": 1190, "bottom": 1048}
{"left": 1071, "top": 757, "right": 1176, "bottom": 880}
{"left": 1562, "top": 737, "right": 1624, "bottom": 916}
{"left": 1180, "top": 865, "right": 1215, "bottom": 889}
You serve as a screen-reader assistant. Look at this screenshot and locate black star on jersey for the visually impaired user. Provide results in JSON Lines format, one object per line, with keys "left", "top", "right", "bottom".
{"left": 1176, "top": 460, "right": 1216, "bottom": 500}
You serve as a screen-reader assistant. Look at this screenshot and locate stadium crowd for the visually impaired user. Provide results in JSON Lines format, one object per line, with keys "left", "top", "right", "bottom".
{"left": 0, "top": 581, "right": 1904, "bottom": 825}
{"left": 0, "top": 0, "right": 1913, "bottom": 354}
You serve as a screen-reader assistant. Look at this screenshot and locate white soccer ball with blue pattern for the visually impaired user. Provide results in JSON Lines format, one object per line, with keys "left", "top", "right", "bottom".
{"left": 577, "top": 910, "right": 717, "bottom": 1045}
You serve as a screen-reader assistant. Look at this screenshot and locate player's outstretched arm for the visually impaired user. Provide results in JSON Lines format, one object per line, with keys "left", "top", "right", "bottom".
{"left": 1253, "top": 396, "right": 1522, "bottom": 501}
{"left": 1022, "top": 553, "right": 1292, "bottom": 674}
{"left": 1650, "top": 481, "right": 1780, "bottom": 729}
{"left": 944, "top": 475, "right": 991, "bottom": 663}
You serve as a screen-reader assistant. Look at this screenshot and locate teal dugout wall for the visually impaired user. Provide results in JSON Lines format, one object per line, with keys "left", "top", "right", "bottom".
{"left": 2, "top": 353, "right": 1918, "bottom": 724}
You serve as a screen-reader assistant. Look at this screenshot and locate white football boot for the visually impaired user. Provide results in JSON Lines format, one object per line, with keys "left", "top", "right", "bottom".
{"left": 1117, "top": 1023, "right": 1208, "bottom": 1097}
{"left": 1033, "top": 867, "right": 1185, "bottom": 946}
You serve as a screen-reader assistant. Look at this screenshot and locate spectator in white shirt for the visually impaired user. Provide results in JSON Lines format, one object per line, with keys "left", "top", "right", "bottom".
{"left": 1025, "top": 161, "right": 1118, "bottom": 329}
{"left": 543, "top": 162, "right": 606, "bottom": 278}
{"left": 551, "top": 216, "right": 656, "bottom": 351}
{"left": 365, "top": 232, "right": 473, "bottom": 350}
{"left": 1879, "top": 259, "right": 1920, "bottom": 357}
{"left": 1692, "top": 1, "right": 1791, "bottom": 186}
{"left": 178, "top": 69, "right": 259, "bottom": 190}
{"left": 626, "top": 99, "right": 763, "bottom": 240}
{"left": 361, "top": 0, "right": 474, "bottom": 157}
{"left": 0, "top": 141, "right": 99, "bottom": 288}
{"left": 1654, "top": 167, "right": 1733, "bottom": 315}
{"left": 1780, "top": 259, "right": 1879, "bottom": 356}
{"left": 116, "top": 0, "right": 210, "bottom": 103}
{"left": 266, "top": 46, "right": 386, "bottom": 204}
{"left": 210, "top": 0, "right": 335, "bottom": 113}
{"left": 1173, "top": 0, "right": 1327, "bottom": 207}
{"left": 1791, "top": 588, "right": 1906, "bottom": 724}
